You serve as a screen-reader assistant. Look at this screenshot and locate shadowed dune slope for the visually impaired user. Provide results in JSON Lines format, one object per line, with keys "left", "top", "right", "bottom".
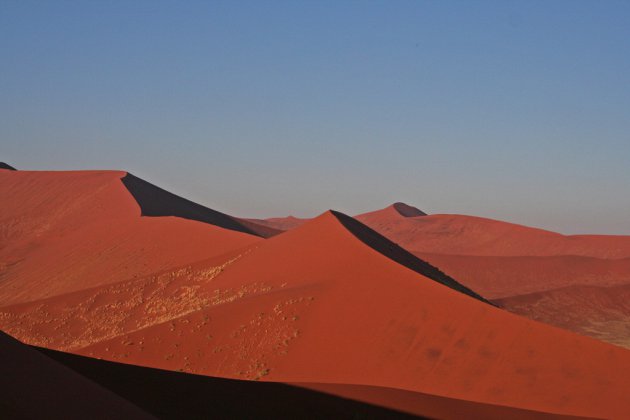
{"left": 356, "top": 204, "right": 630, "bottom": 258}
{"left": 0, "top": 170, "right": 261, "bottom": 305}
{"left": 390, "top": 202, "right": 427, "bottom": 217}
{"left": 28, "top": 211, "right": 630, "bottom": 418}
{"left": 331, "top": 210, "right": 489, "bottom": 303}
{"left": 0, "top": 331, "right": 151, "bottom": 419}
{"left": 0, "top": 162, "right": 16, "bottom": 170}
{"left": 121, "top": 173, "right": 280, "bottom": 238}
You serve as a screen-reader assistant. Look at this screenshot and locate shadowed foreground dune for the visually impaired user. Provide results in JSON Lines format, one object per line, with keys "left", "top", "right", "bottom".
{"left": 36, "top": 346, "right": 590, "bottom": 420}
{"left": 37, "top": 346, "right": 420, "bottom": 419}
{"left": 0, "top": 331, "right": 151, "bottom": 419}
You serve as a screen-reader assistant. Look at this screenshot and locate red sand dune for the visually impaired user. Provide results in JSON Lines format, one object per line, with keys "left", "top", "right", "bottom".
{"left": 0, "top": 170, "right": 262, "bottom": 305}
{"left": 0, "top": 331, "right": 150, "bottom": 418}
{"left": 356, "top": 203, "right": 630, "bottom": 258}
{"left": 4, "top": 210, "right": 630, "bottom": 418}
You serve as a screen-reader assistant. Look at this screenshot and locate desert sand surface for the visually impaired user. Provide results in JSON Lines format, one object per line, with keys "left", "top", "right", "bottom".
{"left": 3, "top": 169, "right": 630, "bottom": 418}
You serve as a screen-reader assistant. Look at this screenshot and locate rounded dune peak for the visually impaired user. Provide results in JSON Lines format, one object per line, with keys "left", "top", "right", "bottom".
{"left": 390, "top": 202, "right": 426, "bottom": 217}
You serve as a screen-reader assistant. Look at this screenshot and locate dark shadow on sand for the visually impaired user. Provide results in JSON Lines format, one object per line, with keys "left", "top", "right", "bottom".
{"left": 37, "top": 346, "right": 420, "bottom": 419}
{"left": 121, "top": 173, "right": 280, "bottom": 238}
{"left": 332, "top": 211, "right": 491, "bottom": 304}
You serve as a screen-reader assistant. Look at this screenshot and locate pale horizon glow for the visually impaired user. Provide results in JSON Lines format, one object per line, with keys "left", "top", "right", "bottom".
{"left": 2, "top": 1, "right": 630, "bottom": 234}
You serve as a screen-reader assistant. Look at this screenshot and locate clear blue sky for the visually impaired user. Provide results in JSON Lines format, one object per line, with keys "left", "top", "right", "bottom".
{"left": 2, "top": 1, "right": 629, "bottom": 234}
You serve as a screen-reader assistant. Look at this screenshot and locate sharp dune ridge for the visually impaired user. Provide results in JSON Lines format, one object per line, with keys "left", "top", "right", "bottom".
{"left": 3, "top": 168, "right": 630, "bottom": 418}
{"left": 121, "top": 173, "right": 280, "bottom": 238}
{"left": 329, "top": 210, "right": 491, "bottom": 304}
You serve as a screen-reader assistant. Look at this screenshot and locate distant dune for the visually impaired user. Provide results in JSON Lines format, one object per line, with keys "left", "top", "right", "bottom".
{"left": 0, "top": 162, "right": 16, "bottom": 170}
{"left": 244, "top": 215, "right": 308, "bottom": 231}
{"left": 356, "top": 204, "right": 630, "bottom": 259}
